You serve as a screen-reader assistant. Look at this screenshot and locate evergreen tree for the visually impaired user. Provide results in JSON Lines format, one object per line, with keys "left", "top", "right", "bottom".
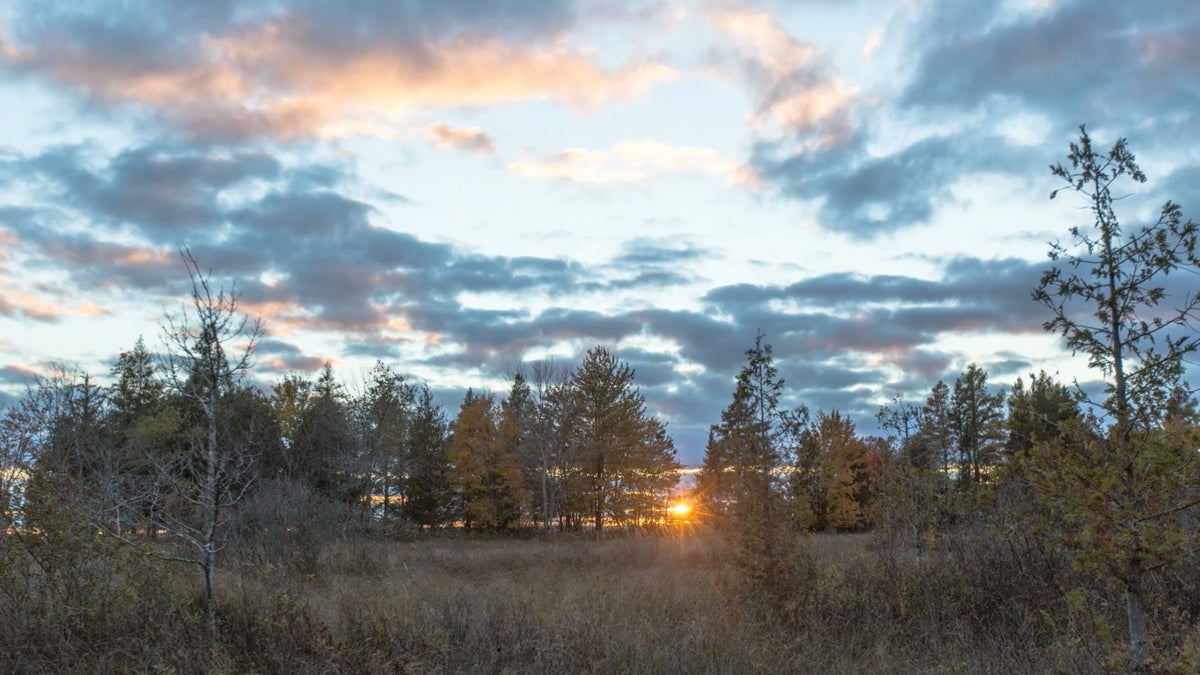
{"left": 355, "top": 361, "right": 413, "bottom": 520}
{"left": 403, "top": 384, "right": 451, "bottom": 528}
{"left": 698, "top": 332, "right": 786, "bottom": 518}
{"left": 291, "top": 363, "right": 358, "bottom": 501}
{"left": 501, "top": 372, "right": 539, "bottom": 523}
{"left": 109, "top": 337, "right": 165, "bottom": 427}
{"left": 920, "top": 380, "right": 954, "bottom": 475}
{"left": 106, "top": 340, "right": 185, "bottom": 538}
{"left": 562, "top": 346, "right": 680, "bottom": 532}
{"left": 1004, "top": 371, "right": 1079, "bottom": 459}
{"left": 700, "top": 333, "right": 795, "bottom": 591}
{"left": 950, "top": 364, "right": 1005, "bottom": 487}
{"left": 535, "top": 376, "right": 575, "bottom": 530}
{"left": 1030, "top": 126, "right": 1200, "bottom": 670}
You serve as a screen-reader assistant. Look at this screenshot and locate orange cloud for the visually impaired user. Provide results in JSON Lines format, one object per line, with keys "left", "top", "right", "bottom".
{"left": 424, "top": 122, "right": 496, "bottom": 154}
{"left": 710, "top": 10, "right": 817, "bottom": 79}
{"left": 0, "top": 229, "right": 19, "bottom": 249}
{"left": 238, "top": 299, "right": 319, "bottom": 337}
{"left": 4, "top": 17, "right": 676, "bottom": 141}
{"left": 762, "top": 79, "right": 858, "bottom": 133}
{"left": 243, "top": 298, "right": 433, "bottom": 344}
{"left": 220, "top": 23, "right": 675, "bottom": 110}
{"left": 0, "top": 287, "right": 109, "bottom": 321}
{"left": 709, "top": 9, "right": 857, "bottom": 137}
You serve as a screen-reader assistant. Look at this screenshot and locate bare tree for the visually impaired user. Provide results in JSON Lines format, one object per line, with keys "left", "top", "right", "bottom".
{"left": 108, "top": 249, "right": 263, "bottom": 643}
{"left": 527, "top": 359, "right": 571, "bottom": 530}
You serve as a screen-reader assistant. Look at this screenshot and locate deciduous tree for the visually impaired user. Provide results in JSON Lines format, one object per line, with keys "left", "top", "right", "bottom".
{"left": 152, "top": 249, "right": 263, "bottom": 643}
{"left": 801, "top": 410, "right": 872, "bottom": 531}
{"left": 446, "top": 392, "right": 526, "bottom": 530}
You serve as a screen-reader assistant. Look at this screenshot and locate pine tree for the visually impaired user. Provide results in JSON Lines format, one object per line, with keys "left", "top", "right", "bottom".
{"left": 920, "top": 380, "right": 955, "bottom": 476}
{"left": 950, "top": 364, "right": 1005, "bottom": 488}
{"left": 1004, "top": 371, "right": 1079, "bottom": 459}
{"left": 563, "top": 346, "right": 680, "bottom": 532}
{"left": 109, "top": 337, "right": 165, "bottom": 426}
{"left": 501, "top": 373, "right": 538, "bottom": 523}
{"left": 701, "top": 333, "right": 798, "bottom": 593}
{"left": 403, "top": 385, "right": 451, "bottom": 529}
{"left": 1030, "top": 126, "right": 1200, "bottom": 671}
{"left": 292, "top": 363, "right": 358, "bottom": 501}
{"left": 355, "top": 361, "right": 413, "bottom": 520}
{"left": 698, "top": 332, "right": 785, "bottom": 518}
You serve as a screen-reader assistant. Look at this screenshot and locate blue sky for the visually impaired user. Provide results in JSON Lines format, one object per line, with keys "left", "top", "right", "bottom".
{"left": 0, "top": 0, "right": 1197, "bottom": 464}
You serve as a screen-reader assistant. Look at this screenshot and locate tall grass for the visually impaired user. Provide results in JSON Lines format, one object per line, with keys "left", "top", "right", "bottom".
{"left": 2, "top": 525, "right": 1192, "bottom": 673}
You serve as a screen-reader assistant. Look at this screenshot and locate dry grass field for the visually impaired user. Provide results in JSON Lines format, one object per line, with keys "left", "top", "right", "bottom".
{"left": 1, "top": 525, "right": 1172, "bottom": 673}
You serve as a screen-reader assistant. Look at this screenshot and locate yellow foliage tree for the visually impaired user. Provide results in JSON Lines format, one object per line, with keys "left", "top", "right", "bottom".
{"left": 446, "top": 392, "right": 527, "bottom": 530}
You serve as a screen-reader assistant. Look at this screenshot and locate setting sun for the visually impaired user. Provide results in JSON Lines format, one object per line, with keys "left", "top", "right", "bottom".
{"left": 667, "top": 502, "right": 691, "bottom": 516}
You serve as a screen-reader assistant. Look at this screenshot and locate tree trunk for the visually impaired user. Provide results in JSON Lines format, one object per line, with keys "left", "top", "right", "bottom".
{"left": 1126, "top": 573, "right": 1150, "bottom": 673}
{"left": 540, "top": 462, "right": 549, "bottom": 530}
{"left": 203, "top": 554, "right": 216, "bottom": 644}
{"left": 202, "top": 393, "right": 220, "bottom": 649}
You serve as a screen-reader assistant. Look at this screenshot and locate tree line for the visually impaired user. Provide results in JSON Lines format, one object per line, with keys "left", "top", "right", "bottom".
{"left": 2, "top": 326, "right": 682, "bottom": 540}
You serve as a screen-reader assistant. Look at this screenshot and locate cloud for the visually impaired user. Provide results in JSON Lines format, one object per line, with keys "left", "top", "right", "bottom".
{"left": 507, "top": 140, "right": 752, "bottom": 184}
{"left": 901, "top": 0, "right": 1200, "bottom": 138}
{"left": 0, "top": 130, "right": 1066, "bottom": 459}
{"left": 702, "top": 257, "right": 1047, "bottom": 370}
{"left": 424, "top": 123, "right": 496, "bottom": 154}
{"left": 611, "top": 238, "right": 710, "bottom": 266}
{"left": 708, "top": 8, "right": 857, "bottom": 139}
{"left": 0, "top": 289, "right": 105, "bottom": 322}
{"left": 739, "top": 0, "right": 1200, "bottom": 242}
{"left": 25, "top": 145, "right": 281, "bottom": 236}
{"left": 0, "top": 0, "right": 676, "bottom": 140}
{"left": 2, "top": 142, "right": 704, "bottom": 360}
{"left": 0, "top": 257, "right": 112, "bottom": 321}
{"left": 752, "top": 125, "right": 1031, "bottom": 239}
{"left": 255, "top": 338, "right": 328, "bottom": 374}
{"left": 0, "top": 364, "right": 40, "bottom": 387}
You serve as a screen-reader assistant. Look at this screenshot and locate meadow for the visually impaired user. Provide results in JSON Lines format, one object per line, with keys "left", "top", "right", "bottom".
{"left": 2, "top": 523, "right": 1147, "bottom": 674}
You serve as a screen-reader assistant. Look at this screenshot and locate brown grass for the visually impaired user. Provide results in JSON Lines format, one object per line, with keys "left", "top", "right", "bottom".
{"left": 1, "top": 526, "right": 1177, "bottom": 673}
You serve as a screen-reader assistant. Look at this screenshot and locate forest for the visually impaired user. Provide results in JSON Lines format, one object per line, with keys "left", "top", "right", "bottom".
{"left": 2, "top": 131, "right": 1199, "bottom": 673}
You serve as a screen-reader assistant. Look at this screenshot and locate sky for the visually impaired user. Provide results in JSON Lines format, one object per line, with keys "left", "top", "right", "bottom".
{"left": 0, "top": 0, "right": 1197, "bottom": 465}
